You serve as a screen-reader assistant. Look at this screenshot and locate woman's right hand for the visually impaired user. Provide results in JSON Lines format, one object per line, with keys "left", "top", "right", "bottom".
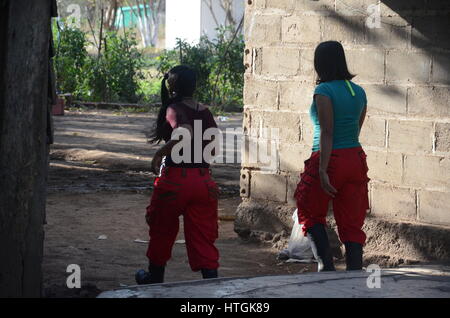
{"left": 319, "top": 169, "right": 337, "bottom": 198}
{"left": 151, "top": 153, "right": 163, "bottom": 175}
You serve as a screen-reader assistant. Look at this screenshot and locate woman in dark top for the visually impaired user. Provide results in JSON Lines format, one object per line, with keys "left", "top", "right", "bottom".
{"left": 136, "top": 65, "right": 220, "bottom": 284}
{"left": 295, "top": 41, "right": 369, "bottom": 272}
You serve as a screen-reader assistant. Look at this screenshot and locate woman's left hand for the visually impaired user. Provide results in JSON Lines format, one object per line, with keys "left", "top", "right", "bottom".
{"left": 319, "top": 169, "right": 337, "bottom": 198}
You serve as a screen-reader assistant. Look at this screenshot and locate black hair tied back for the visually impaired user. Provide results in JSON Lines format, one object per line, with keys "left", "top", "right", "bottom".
{"left": 149, "top": 65, "right": 197, "bottom": 144}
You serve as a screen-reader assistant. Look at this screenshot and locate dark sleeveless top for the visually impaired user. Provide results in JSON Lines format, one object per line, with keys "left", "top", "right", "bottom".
{"left": 164, "top": 102, "right": 218, "bottom": 168}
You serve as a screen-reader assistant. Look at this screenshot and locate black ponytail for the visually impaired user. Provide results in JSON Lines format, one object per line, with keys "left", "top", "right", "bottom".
{"left": 150, "top": 66, "right": 196, "bottom": 144}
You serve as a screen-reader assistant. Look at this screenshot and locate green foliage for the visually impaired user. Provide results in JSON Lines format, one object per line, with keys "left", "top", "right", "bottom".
{"left": 53, "top": 21, "right": 144, "bottom": 103}
{"left": 137, "top": 77, "right": 161, "bottom": 104}
{"left": 53, "top": 20, "right": 88, "bottom": 96}
{"left": 53, "top": 23, "right": 244, "bottom": 111}
{"left": 83, "top": 32, "right": 145, "bottom": 102}
{"left": 155, "top": 27, "right": 245, "bottom": 110}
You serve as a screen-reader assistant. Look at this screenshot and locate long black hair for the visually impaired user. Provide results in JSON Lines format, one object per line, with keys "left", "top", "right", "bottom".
{"left": 314, "top": 41, "right": 355, "bottom": 84}
{"left": 150, "top": 65, "right": 197, "bottom": 143}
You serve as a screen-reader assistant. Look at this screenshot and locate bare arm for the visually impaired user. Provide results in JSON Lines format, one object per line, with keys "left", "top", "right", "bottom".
{"left": 316, "top": 94, "right": 337, "bottom": 197}
{"left": 151, "top": 124, "right": 193, "bottom": 174}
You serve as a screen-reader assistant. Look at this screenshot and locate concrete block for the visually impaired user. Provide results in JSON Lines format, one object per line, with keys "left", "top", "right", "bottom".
{"left": 279, "top": 142, "right": 311, "bottom": 172}
{"left": 301, "top": 113, "right": 314, "bottom": 147}
{"left": 253, "top": 48, "right": 263, "bottom": 74}
{"left": 294, "top": 0, "right": 335, "bottom": 13}
{"left": 298, "top": 49, "right": 316, "bottom": 81}
{"left": 388, "top": 120, "right": 433, "bottom": 153}
{"left": 371, "top": 183, "right": 417, "bottom": 221}
{"left": 364, "top": 84, "right": 407, "bottom": 115}
{"left": 419, "top": 190, "right": 450, "bottom": 226}
{"left": 246, "top": 14, "right": 282, "bottom": 45}
{"left": 346, "top": 49, "right": 385, "bottom": 84}
{"left": 366, "top": 17, "right": 411, "bottom": 49}
{"left": 241, "top": 136, "right": 258, "bottom": 168}
{"left": 432, "top": 52, "right": 450, "bottom": 85}
{"left": 265, "top": 0, "right": 296, "bottom": 12}
{"left": 360, "top": 116, "right": 386, "bottom": 148}
{"left": 365, "top": 150, "right": 403, "bottom": 184}
{"left": 282, "top": 15, "right": 321, "bottom": 44}
{"left": 241, "top": 135, "right": 279, "bottom": 171}
{"left": 322, "top": 16, "right": 366, "bottom": 44}
{"left": 336, "top": 0, "right": 381, "bottom": 16}
{"left": 248, "top": 110, "right": 264, "bottom": 138}
{"left": 244, "top": 77, "right": 278, "bottom": 109}
{"left": 256, "top": 47, "right": 300, "bottom": 76}
{"left": 408, "top": 86, "right": 450, "bottom": 118}
{"left": 242, "top": 108, "right": 251, "bottom": 136}
{"left": 240, "top": 169, "right": 251, "bottom": 198}
{"left": 250, "top": 172, "right": 287, "bottom": 202}
{"left": 243, "top": 48, "right": 253, "bottom": 73}
{"left": 404, "top": 155, "right": 450, "bottom": 188}
{"left": 278, "top": 81, "right": 314, "bottom": 112}
{"left": 386, "top": 51, "right": 431, "bottom": 84}
{"left": 246, "top": 0, "right": 266, "bottom": 9}
{"left": 250, "top": 110, "right": 301, "bottom": 143}
{"left": 435, "top": 123, "right": 450, "bottom": 153}
{"left": 412, "top": 17, "right": 450, "bottom": 50}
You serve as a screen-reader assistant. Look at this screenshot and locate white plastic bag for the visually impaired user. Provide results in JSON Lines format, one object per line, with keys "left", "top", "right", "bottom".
{"left": 278, "top": 209, "right": 315, "bottom": 263}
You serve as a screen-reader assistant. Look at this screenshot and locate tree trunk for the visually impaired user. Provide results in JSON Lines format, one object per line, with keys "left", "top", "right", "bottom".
{"left": 0, "top": 0, "right": 54, "bottom": 297}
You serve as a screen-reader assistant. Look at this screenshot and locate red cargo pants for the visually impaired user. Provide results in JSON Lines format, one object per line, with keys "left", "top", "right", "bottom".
{"left": 295, "top": 146, "right": 370, "bottom": 245}
{"left": 146, "top": 167, "right": 219, "bottom": 271}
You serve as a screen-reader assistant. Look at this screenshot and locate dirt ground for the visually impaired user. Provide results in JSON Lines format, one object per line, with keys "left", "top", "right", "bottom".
{"left": 43, "top": 109, "right": 315, "bottom": 298}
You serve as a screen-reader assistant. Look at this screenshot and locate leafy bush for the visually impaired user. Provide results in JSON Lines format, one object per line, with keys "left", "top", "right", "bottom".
{"left": 137, "top": 77, "right": 161, "bottom": 104}
{"left": 53, "top": 21, "right": 88, "bottom": 96}
{"left": 53, "top": 23, "right": 244, "bottom": 110}
{"left": 155, "top": 27, "right": 245, "bottom": 110}
{"left": 53, "top": 22, "right": 144, "bottom": 103}
{"left": 83, "top": 32, "right": 145, "bottom": 103}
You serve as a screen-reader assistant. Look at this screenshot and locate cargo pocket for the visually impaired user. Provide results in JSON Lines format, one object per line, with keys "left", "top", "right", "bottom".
{"left": 358, "top": 150, "right": 370, "bottom": 210}
{"left": 204, "top": 179, "right": 219, "bottom": 202}
{"left": 295, "top": 157, "right": 319, "bottom": 213}
{"left": 154, "top": 179, "right": 181, "bottom": 204}
{"left": 146, "top": 178, "right": 181, "bottom": 231}
{"left": 358, "top": 150, "right": 369, "bottom": 174}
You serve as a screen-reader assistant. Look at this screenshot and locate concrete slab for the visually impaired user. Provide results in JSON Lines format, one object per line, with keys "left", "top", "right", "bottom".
{"left": 98, "top": 265, "right": 450, "bottom": 298}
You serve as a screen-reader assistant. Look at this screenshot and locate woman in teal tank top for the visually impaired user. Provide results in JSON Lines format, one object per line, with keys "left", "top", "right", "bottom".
{"left": 294, "top": 41, "right": 370, "bottom": 272}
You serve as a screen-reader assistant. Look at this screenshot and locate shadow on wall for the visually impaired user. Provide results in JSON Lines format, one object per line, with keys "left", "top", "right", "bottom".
{"left": 381, "top": 0, "right": 449, "bottom": 85}
{"left": 323, "top": 0, "right": 449, "bottom": 94}
{"left": 382, "top": 0, "right": 450, "bottom": 51}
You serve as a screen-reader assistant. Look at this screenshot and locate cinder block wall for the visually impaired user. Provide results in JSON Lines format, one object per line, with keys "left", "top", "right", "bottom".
{"left": 238, "top": 0, "right": 450, "bottom": 248}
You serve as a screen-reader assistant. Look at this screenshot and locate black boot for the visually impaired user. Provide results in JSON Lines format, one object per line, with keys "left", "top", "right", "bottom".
{"left": 201, "top": 268, "right": 218, "bottom": 279}
{"left": 344, "top": 242, "right": 363, "bottom": 270}
{"left": 307, "top": 223, "right": 336, "bottom": 272}
{"left": 135, "top": 263, "right": 165, "bottom": 285}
